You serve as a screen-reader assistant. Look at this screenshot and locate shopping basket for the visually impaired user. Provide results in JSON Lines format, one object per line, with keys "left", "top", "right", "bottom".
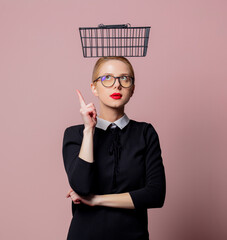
{"left": 79, "top": 23, "right": 151, "bottom": 58}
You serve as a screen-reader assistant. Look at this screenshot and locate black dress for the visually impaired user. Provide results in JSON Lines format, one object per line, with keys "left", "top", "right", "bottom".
{"left": 62, "top": 117, "right": 166, "bottom": 240}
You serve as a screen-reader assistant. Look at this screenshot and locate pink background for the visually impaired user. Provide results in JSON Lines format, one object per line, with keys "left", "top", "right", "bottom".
{"left": 0, "top": 0, "right": 226, "bottom": 239}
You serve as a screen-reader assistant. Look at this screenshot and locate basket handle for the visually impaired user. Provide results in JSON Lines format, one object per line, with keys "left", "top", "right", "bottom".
{"left": 98, "top": 23, "right": 131, "bottom": 29}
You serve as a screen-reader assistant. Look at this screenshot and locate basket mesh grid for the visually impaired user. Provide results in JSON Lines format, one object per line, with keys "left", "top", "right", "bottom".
{"left": 79, "top": 24, "right": 151, "bottom": 58}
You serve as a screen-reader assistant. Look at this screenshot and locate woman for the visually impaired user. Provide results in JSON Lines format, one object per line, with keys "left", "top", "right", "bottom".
{"left": 62, "top": 56, "right": 166, "bottom": 240}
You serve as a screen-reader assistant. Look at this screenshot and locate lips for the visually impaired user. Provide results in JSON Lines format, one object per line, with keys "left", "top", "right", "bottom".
{"left": 110, "top": 93, "right": 122, "bottom": 99}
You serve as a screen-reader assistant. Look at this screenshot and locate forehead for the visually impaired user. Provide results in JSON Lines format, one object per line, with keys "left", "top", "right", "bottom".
{"left": 98, "top": 60, "right": 131, "bottom": 75}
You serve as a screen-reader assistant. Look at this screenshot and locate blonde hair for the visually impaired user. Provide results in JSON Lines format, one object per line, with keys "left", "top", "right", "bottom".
{"left": 92, "top": 56, "right": 135, "bottom": 84}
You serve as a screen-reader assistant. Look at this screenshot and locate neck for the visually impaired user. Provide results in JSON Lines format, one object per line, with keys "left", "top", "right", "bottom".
{"left": 98, "top": 103, "right": 125, "bottom": 122}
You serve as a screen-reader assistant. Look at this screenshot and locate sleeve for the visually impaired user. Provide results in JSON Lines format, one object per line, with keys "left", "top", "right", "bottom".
{"left": 62, "top": 126, "right": 95, "bottom": 196}
{"left": 129, "top": 123, "right": 166, "bottom": 209}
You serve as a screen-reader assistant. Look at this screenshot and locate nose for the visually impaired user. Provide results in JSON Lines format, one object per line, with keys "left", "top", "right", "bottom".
{"left": 113, "top": 77, "right": 122, "bottom": 89}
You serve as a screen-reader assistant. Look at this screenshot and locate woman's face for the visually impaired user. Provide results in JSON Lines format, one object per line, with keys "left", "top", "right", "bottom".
{"left": 91, "top": 60, "right": 135, "bottom": 110}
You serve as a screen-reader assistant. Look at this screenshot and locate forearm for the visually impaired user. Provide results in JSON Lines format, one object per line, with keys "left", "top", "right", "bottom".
{"left": 79, "top": 127, "right": 94, "bottom": 163}
{"left": 63, "top": 126, "right": 95, "bottom": 196}
{"left": 95, "top": 192, "right": 135, "bottom": 209}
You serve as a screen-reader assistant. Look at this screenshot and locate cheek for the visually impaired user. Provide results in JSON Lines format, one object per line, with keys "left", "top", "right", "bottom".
{"left": 98, "top": 88, "right": 110, "bottom": 100}
{"left": 124, "top": 90, "right": 132, "bottom": 98}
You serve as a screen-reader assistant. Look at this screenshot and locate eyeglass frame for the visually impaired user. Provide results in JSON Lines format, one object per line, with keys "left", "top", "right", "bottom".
{"left": 93, "top": 75, "right": 135, "bottom": 88}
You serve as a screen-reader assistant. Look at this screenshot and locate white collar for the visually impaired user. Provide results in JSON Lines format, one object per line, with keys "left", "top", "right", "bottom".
{"left": 96, "top": 113, "right": 130, "bottom": 131}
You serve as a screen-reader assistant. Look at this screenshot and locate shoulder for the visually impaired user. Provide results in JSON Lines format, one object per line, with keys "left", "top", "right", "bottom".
{"left": 63, "top": 124, "right": 84, "bottom": 140}
{"left": 129, "top": 119, "right": 157, "bottom": 133}
{"left": 129, "top": 119, "right": 160, "bottom": 142}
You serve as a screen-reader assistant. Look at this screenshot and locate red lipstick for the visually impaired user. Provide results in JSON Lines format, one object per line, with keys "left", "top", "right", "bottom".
{"left": 110, "top": 93, "right": 122, "bottom": 99}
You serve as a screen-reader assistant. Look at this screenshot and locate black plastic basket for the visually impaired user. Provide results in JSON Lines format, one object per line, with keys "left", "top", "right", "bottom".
{"left": 79, "top": 23, "right": 151, "bottom": 58}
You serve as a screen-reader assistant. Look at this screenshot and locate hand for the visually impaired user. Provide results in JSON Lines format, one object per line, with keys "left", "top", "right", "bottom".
{"left": 66, "top": 188, "right": 82, "bottom": 205}
{"left": 76, "top": 89, "right": 97, "bottom": 130}
{"left": 66, "top": 188, "right": 98, "bottom": 207}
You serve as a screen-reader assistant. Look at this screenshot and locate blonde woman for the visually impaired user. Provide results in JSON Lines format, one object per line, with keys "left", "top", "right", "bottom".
{"left": 62, "top": 56, "right": 166, "bottom": 240}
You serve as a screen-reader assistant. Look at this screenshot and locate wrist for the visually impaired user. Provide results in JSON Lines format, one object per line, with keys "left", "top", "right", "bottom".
{"left": 94, "top": 195, "right": 103, "bottom": 206}
{"left": 83, "top": 126, "right": 94, "bottom": 134}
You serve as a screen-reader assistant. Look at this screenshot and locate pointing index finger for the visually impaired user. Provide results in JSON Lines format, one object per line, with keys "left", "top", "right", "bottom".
{"left": 76, "top": 89, "right": 86, "bottom": 107}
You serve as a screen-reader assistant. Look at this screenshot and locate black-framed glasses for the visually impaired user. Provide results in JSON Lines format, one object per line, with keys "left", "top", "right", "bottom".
{"left": 93, "top": 75, "right": 134, "bottom": 88}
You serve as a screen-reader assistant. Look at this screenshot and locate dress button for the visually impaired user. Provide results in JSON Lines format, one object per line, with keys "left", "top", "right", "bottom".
{"left": 110, "top": 123, "right": 117, "bottom": 129}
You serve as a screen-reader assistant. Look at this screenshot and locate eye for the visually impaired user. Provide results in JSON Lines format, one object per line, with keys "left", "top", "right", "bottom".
{"left": 101, "top": 75, "right": 109, "bottom": 81}
{"left": 120, "top": 76, "right": 129, "bottom": 81}
{"left": 103, "top": 75, "right": 112, "bottom": 81}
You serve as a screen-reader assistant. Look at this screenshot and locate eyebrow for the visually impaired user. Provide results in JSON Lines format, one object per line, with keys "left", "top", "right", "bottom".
{"left": 102, "top": 73, "right": 131, "bottom": 76}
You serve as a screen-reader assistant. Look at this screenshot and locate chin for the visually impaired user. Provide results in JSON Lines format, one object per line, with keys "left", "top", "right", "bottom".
{"left": 105, "top": 102, "right": 123, "bottom": 109}
{"left": 112, "top": 102, "right": 129, "bottom": 109}
{"left": 102, "top": 98, "right": 130, "bottom": 109}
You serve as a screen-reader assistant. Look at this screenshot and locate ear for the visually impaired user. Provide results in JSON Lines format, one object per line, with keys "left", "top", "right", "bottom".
{"left": 91, "top": 82, "right": 99, "bottom": 97}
